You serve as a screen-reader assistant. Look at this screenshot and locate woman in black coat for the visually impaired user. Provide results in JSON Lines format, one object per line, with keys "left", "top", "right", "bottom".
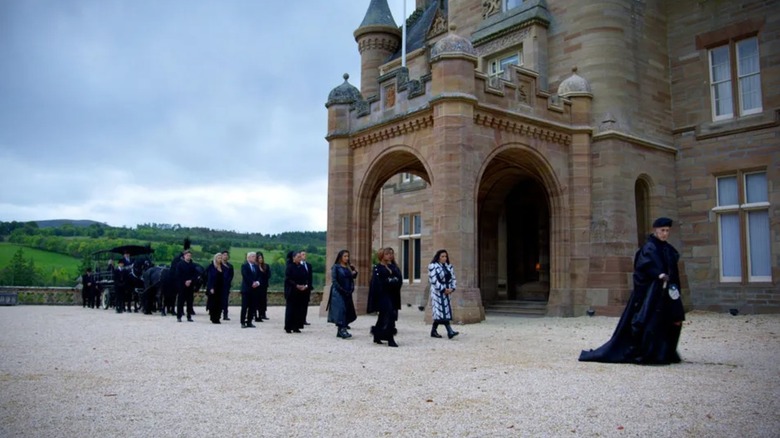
{"left": 254, "top": 251, "right": 271, "bottom": 322}
{"left": 205, "top": 253, "right": 226, "bottom": 324}
{"left": 327, "top": 249, "right": 358, "bottom": 339}
{"left": 284, "top": 250, "right": 308, "bottom": 333}
{"left": 367, "top": 247, "right": 402, "bottom": 347}
{"left": 579, "top": 217, "right": 685, "bottom": 364}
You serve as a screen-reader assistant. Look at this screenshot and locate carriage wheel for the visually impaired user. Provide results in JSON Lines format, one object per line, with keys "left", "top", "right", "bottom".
{"left": 102, "top": 289, "right": 110, "bottom": 310}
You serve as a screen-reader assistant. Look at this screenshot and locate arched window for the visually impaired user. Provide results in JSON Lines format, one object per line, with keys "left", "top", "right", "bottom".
{"left": 634, "top": 179, "right": 651, "bottom": 248}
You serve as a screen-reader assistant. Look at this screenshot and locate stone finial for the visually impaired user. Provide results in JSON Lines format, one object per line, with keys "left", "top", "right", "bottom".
{"left": 557, "top": 67, "right": 592, "bottom": 96}
{"left": 326, "top": 74, "right": 363, "bottom": 108}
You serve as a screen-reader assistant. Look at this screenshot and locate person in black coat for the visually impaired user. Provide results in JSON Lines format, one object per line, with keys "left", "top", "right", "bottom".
{"left": 284, "top": 251, "right": 308, "bottom": 333}
{"left": 240, "top": 252, "right": 260, "bottom": 328}
{"left": 579, "top": 217, "right": 686, "bottom": 364}
{"left": 205, "top": 253, "right": 226, "bottom": 324}
{"left": 82, "top": 267, "right": 95, "bottom": 308}
{"left": 113, "top": 259, "right": 127, "bottom": 313}
{"left": 367, "top": 247, "right": 402, "bottom": 347}
{"left": 300, "top": 250, "right": 313, "bottom": 325}
{"left": 175, "top": 250, "right": 199, "bottom": 322}
{"left": 327, "top": 249, "right": 358, "bottom": 339}
{"left": 220, "top": 251, "right": 234, "bottom": 321}
{"left": 254, "top": 251, "right": 271, "bottom": 322}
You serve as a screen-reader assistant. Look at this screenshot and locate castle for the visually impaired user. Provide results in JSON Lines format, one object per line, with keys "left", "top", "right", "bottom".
{"left": 321, "top": 0, "right": 779, "bottom": 322}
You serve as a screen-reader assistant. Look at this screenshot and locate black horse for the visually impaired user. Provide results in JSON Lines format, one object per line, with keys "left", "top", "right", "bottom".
{"left": 143, "top": 263, "right": 207, "bottom": 316}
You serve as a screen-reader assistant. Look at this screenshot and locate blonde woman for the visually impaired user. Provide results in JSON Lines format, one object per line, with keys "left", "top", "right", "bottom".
{"left": 206, "top": 253, "right": 226, "bottom": 324}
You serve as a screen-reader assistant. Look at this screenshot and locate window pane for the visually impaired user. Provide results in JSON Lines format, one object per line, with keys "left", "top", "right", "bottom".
{"left": 505, "top": 0, "right": 523, "bottom": 10}
{"left": 747, "top": 210, "right": 771, "bottom": 278}
{"left": 710, "top": 46, "right": 731, "bottom": 81}
{"left": 402, "top": 239, "right": 410, "bottom": 280}
{"left": 500, "top": 54, "right": 520, "bottom": 70}
{"left": 402, "top": 216, "right": 409, "bottom": 235}
{"left": 737, "top": 38, "right": 759, "bottom": 75}
{"left": 719, "top": 213, "right": 741, "bottom": 279}
{"left": 739, "top": 74, "right": 762, "bottom": 112}
{"left": 413, "top": 238, "right": 421, "bottom": 280}
{"left": 713, "top": 82, "right": 733, "bottom": 117}
{"left": 745, "top": 172, "right": 768, "bottom": 203}
{"left": 413, "top": 214, "right": 421, "bottom": 234}
{"left": 717, "top": 176, "right": 739, "bottom": 206}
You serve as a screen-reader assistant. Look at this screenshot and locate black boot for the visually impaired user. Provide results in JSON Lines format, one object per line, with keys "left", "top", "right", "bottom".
{"left": 387, "top": 337, "right": 398, "bottom": 347}
{"left": 431, "top": 322, "right": 442, "bottom": 338}
{"left": 337, "top": 327, "right": 352, "bottom": 339}
{"left": 445, "top": 323, "right": 459, "bottom": 339}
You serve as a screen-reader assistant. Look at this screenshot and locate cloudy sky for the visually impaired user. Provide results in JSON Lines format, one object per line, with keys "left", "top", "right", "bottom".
{"left": 0, "top": 0, "right": 414, "bottom": 234}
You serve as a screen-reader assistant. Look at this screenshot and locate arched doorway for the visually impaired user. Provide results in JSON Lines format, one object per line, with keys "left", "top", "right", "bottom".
{"left": 477, "top": 147, "right": 558, "bottom": 312}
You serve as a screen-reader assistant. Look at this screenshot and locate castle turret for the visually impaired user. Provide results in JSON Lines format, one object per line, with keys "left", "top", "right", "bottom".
{"left": 354, "top": 0, "right": 401, "bottom": 99}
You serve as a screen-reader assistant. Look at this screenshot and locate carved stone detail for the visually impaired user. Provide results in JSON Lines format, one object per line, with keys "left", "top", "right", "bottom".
{"left": 482, "top": 0, "right": 501, "bottom": 19}
{"left": 349, "top": 114, "right": 434, "bottom": 149}
{"left": 428, "top": 9, "right": 448, "bottom": 38}
{"left": 474, "top": 28, "right": 529, "bottom": 54}
{"left": 474, "top": 112, "right": 571, "bottom": 145}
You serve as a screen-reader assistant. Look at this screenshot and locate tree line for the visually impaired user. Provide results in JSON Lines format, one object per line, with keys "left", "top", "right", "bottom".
{"left": 0, "top": 221, "right": 327, "bottom": 288}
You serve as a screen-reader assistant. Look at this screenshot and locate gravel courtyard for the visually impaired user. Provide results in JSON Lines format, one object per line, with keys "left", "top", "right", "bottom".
{"left": 1, "top": 305, "right": 778, "bottom": 437}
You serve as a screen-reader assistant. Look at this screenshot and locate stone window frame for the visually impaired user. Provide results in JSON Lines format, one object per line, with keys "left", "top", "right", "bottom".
{"left": 504, "top": 0, "right": 524, "bottom": 12}
{"left": 707, "top": 37, "right": 762, "bottom": 121}
{"left": 399, "top": 213, "right": 422, "bottom": 283}
{"left": 696, "top": 19, "right": 764, "bottom": 123}
{"left": 486, "top": 47, "right": 523, "bottom": 80}
{"left": 712, "top": 170, "right": 772, "bottom": 283}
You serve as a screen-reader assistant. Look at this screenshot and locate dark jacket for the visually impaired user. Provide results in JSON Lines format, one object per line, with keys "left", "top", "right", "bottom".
{"left": 367, "top": 262, "right": 402, "bottom": 314}
{"left": 175, "top": 260, "right": 199, "bottom": 292}
{"left": 241, "top": 262, "right": 261, "bottom": 294}
{"left": 327, "top": 264, "right": 357, "bottom": 325}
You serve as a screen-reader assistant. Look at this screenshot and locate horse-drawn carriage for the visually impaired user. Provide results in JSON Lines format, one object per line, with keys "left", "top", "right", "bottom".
{"left": 90, "top": 245, "right": 154, "bottom": 312}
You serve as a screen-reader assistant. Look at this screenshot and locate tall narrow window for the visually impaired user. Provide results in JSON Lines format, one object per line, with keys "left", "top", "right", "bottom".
{"left": 634, "top": 179, "right": 650, "bottom": 248}
{"left": 713, "top": 171, "right": 771, "bottom": 283}
{"left": 399, "top": 213, "right": 422, "bottom": 283}
{"left": 708, "top": 36, "right": 762, "bottom": 121}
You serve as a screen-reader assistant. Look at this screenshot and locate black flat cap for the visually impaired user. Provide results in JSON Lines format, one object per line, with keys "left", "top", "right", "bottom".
{"left": 652, "top": 217, "right": 673, "bottom": 228}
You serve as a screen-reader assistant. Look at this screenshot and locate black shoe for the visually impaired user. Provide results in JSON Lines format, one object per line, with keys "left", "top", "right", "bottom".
{"left": 177, "top": 317, "right": 182, "bottom": 322}
{"left": 255, "top": 317, "right": 261, "bottom": 322}
{"left": 303, "top": 322, "right": 311, "bottom": 325}
{"left": 346, "top": 325, "right": 351, "bottom": 329}
{"left": 223, "top": 317, "right": 230, "bottom": 321}
{"left": 262, "top": 315, "right": 269, "bottom": 320}
{"left": 387, "top": 338, "right": 398, "bottom": 347}
{"left": 187, "top": 317, "right": 193, "bottom": 322}
{"left": 212, "top": 320, "right": 221, "bottom": 324}
{"left": 285, "top": 329, "right": 292, "bottom": 333}
{"left": 447, "top": 330, "right": 459, "bottom": 339}
{"left": 337, "top": 328, "right": 352, "bottom": 339}
{"left": 246, "top": 323, "right": 256, "bottom": 328}
{"left": 292, "top": 329, "right": 301, "bottom": 333}
{"left": 373, "top": 336, "right": 383, "bottom": 345}
{"left": 431, "top": 330, "right": 443, "bottom": 338}
{"left": 241, "top": 323, "right": 248, "bottom": 328}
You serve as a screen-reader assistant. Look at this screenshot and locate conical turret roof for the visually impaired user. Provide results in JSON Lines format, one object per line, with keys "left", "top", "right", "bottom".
{"left": 358, "top": 0, "right": 397, "bottom": 29}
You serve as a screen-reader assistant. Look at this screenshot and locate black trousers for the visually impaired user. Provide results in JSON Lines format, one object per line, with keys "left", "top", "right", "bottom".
{"left": 284, "top": 291, "right": 305, "bottom": 331}
{"left": 240, "top": 291, "right": 256, "bottom": 324}
{"left": 177, "top": 288, "right": 194, "bottom": 319}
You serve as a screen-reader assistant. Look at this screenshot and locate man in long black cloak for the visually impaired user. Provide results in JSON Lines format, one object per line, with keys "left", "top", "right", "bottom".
{"left": 579, "top": 217, "right": 686, "bottom": 365}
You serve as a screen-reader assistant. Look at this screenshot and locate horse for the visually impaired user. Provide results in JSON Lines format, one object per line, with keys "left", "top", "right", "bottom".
{"left": 141, "top": 265, "right": 170, "bottom": 315}
{"left": 127, "top": 256, "right": 154, "bottom": 313}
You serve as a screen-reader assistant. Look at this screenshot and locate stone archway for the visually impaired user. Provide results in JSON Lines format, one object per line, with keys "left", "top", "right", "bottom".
{"left": 349, "top": 146, "right": 432, "bottom": 312}
{"left": 477, "top": 145, "right": 565, "bottom": 312}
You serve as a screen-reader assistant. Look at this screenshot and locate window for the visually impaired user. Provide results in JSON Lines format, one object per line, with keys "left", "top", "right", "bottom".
{"left": 401, "top": 173, "right": 421, "bottom": 184}
{"left": 708, "top": 37, "right": 762, "bottom": 121}
{"left": 713, "top": 171, "right": 771, "bottom": 282}
{"left": 487, "top": 50, "right": 523, "bottom": 88}
{"left": 399, "top": 214, "right": 422, "bottom": 282}
{"left": 504, "top": 0, "right": 523, "bottom": 11}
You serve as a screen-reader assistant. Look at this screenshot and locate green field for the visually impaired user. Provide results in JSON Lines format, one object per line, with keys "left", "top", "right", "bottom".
{"left": 0, "top": 242, "right": 82, "bottom": 281}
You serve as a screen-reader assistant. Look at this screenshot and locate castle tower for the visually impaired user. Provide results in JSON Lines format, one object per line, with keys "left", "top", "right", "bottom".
{"left": 354, "top": 0, "right": 402, "bottom": 99}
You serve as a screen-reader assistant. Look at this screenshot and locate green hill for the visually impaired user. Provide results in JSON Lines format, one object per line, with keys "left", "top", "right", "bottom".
{"left": 0, "top": 243, "right": 82, "bottom": 286}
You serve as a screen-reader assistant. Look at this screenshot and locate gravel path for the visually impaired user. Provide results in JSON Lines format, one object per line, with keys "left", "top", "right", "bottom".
{"left": 1, "top": 305, "right": 778, "bottom": 437}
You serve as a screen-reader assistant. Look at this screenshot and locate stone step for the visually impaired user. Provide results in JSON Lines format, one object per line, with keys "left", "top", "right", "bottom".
{"left": 485, "top": 300, "right": 548, "bottom": 317}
